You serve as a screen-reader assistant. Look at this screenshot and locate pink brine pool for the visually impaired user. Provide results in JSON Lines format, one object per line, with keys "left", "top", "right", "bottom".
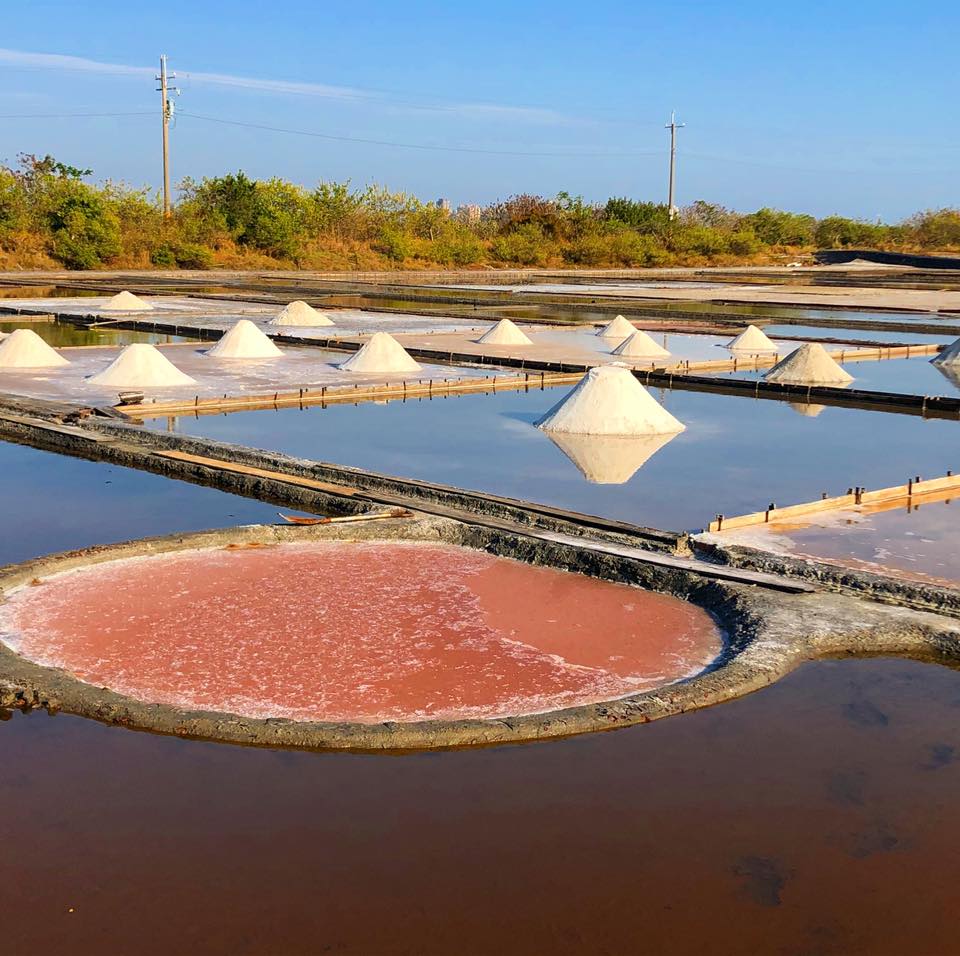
{"left": 0, "top": 541, "right": 722, "bottom": 723}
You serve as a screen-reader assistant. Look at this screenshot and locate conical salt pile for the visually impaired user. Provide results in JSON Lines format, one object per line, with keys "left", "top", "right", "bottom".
{"left": 596, "top": 315, "right": 636, "bottom": 339}
{"left": 476, "top": 318, "right": 532, "bottom": 346}
{"left": 545, "top": 430, "right": 678, "bottom": 484}
{"left": 207, "top": 320, "right": 283, "bottom": 359}
{"left": 611, "top": 330, "right": 670, "bottom": 359}
{"left": 764, "top": 343, "right": 853, "bottom": 386}
{"left": 101, "top": 291, "right": 153, "bottom": 312}
{"left": 932, "top": 338, "right": 960, "bottom": 367}
{"left": 341, "top": 332, "right": 421, "bottom": 374}
{"left": 270, "top": 301, "right": 334, "bottom": 327}
{"left": 728, "top": 324, "right": 777, "bottom": 352}
{"left": 88, "top": 343, "right": 196, "bottom": 387}
{"left": 0, "top": 328, "right": 70, "bottom": 368}
{"left": 537, "top": 365, "right": 685, "bottom": 436}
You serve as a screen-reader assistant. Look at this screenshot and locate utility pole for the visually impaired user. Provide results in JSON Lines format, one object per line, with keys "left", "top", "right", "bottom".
{"left": 156, "top": 55, "right": 177, "bottom": 218}
{"left": 665, "top": 110, "right": 685, "bottom": 220}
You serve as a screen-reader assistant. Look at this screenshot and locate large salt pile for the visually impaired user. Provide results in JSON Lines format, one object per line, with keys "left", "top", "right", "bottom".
{"left": 476, "top": 318, "right": 532, "bottom": 346}
{"left": 727, "top": 324, "right": 777, "bottom": 352}
{"left": 341, "top": 332, "right": 421, "bottom": 374}
{"left": 88, "top": 344, "right": 196, "bottom": 387}
{"left": 101, "top": 291, "right": 153, "bottom": 312}
{"left": 207, "top": 319, "right": 283, "bottom": 359}
{"left": 610, "top": 330, "right": 670, "bottom": 359}
{"left": 545, "top": 430, "right": 678, "bottom": 484}
{"left": 932, "top": 338, "right": 960, "bottom": 367}
{"left": 537, "top": 365, "right": 685, "bottom": 436}
{"left": 270, "top": 301, "right": 335, "bottom": 327}
{"left": 0, "top": 328, "right": 70, "bottom": 368}
{"left": 596, "top": 315, "right": 636, "bottom": 339}
{"left": 764, "top": 343, "right": 853, "bottom": 386}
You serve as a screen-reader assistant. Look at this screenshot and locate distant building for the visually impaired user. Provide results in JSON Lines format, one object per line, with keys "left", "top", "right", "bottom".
{"left": 437, "top": 197, "right": 452, "bottom": 213}
{"left": 457, "top": 203, "right": 481, "bottom": 224}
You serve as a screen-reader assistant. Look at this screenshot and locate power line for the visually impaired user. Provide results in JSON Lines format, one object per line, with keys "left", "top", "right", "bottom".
{"left": 177, "top": 110, "right": 665, "bottom": 158}
{"left": 0, "top": 110, "right": 152, "bottom": 118}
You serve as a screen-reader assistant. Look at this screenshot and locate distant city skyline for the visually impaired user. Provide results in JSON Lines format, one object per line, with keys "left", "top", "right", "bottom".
{"left": 0, "top": 0, "right": 955, "bottom": 220}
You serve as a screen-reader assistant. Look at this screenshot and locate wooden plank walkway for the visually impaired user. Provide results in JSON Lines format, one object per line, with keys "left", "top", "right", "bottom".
{"left": 710, "top": 471, "right": 960, "bottom": 532}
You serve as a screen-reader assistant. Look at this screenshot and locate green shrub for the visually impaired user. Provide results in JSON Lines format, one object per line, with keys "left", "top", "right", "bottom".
{"left": 373, "top": 227, "right": 412, "bottom": 262}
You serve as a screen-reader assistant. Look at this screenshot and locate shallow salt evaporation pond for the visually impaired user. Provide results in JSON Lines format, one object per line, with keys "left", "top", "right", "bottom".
{"left": 0, "top": 540, "right": 721, "bottom": 723}
{"left": 149, "top": 385, "right": 960, "bottom": 532}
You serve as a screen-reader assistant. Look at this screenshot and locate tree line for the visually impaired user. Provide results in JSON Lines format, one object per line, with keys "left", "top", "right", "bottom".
{"left": 1, "top": 153, "right": 958, "bottom": 271}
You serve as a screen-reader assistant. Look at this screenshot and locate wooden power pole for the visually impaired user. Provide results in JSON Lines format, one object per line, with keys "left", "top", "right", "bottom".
{"left": 157, "top": 55, "right": 175, "bottom": 218}
{"left": 665, "top": 111, "right": 685, "bottom": 220}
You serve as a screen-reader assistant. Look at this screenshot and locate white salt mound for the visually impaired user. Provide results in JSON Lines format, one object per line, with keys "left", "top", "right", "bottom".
{"left": 728, "top": 324, "right": 777, "bottom": 352}
{"left": 931, "top": 338, "right": 960, "bottom": 367}
{"left": 207, "top": 319, "right": 283, "bottom": 359}
{"left": 596, "top": 315, "right": 637, "bottom": 339}
{"left": 476, "top": 318, "right": 532, "bottom": 346}
{"left": 764, "top": 343, "right": 853, "bottom": 386}
{"left": 545, "top": 430, "right": 678, "bottom": 484}
{"left": 0, "top": 328, "right": 70, "bottom": 368}
{"left": 611, "top": 330, "right": 670, "bottom": 359}
{"left": 88, "top": 343, "right": 196, "bottom": 387}
{"left": 270, "top": 301, "right": 335, "bottom": 327}
{"left": 101, "top": 291, "right": 153, "bottom": 312}
{"left": 537, "top": 365, "right": 685, "bottom": 436}
{"left": 340, "top": 332, "right": 421, "bottom": 374}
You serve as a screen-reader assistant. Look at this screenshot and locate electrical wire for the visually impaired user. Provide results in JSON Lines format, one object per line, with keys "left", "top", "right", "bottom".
{"left": 177, "top": 110, "right": 665, "bottom": 158}
{"left": 0, "top": 110, "right": 153, "bottom": 119}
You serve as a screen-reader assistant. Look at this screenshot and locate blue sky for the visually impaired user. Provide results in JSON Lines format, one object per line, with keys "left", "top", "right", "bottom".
{"left": 0, "top": 0, "right": 955, "bottom": 219}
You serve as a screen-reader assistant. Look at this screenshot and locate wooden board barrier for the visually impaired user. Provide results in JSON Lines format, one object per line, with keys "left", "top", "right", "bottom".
{"left": 709, "top": 472, "right": 960, "bottom": 532}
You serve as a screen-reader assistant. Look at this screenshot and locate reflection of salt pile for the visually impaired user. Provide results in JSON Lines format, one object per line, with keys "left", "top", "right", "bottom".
{"left": 596, "top": 315, "right": 636, "bottom": 339}
{"left": 341, "top": 332, "right": 421, "bottom": 374}
{"left": 477, "top": 318, "right": 532, "bottom": 346}
{"left": 270, "top": 300, "right": 334, "bottom": 327}
{"left": 611, "top": 330, "right": 670, "bottom": 359}
{"left": 537, "top": 365, "right": 685, "bottom": 435}
{"left": 0, "top": 328, "right": 70, "bottom": 368}
{"left": 789, "top": 402, "right": 827, "bottom": 418}
{"left": 933, "top": 362, "right": 960, "bottom": 391}
{"left": 101, "top": 291, "right": 153, "bottom": 311}
{"left": 932, "top": 338, "right": 960, "bottom": 367}
{"left": 207, "top": 319, "right": 282, "bottom": 359}
{"left": 764, "top": 343, "right": 854, "bottom": 386}
{"left": 728, "top": 324, "right": 777, "bottom": 352}
{"left": 544, "top": 430, "right": 678, "bottom": 484}
{"left": 88, "top": 343, "right": 196, "bottom": 387}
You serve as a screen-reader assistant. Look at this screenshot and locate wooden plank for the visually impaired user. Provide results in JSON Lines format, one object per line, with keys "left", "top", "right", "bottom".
{"left": 536, "top": 532, "right": 816, "bottom": 593}
{"left": 710, "top": 471, "right": 960, "bottom": 532}
{"left": 150, "top": 449, "right": 360, "bottom": 497}
{"left": 0, "top": 413, "right": 117, "bottom": 443}
{"left": 117, "top": 371, "right": 583, "bottom": 419}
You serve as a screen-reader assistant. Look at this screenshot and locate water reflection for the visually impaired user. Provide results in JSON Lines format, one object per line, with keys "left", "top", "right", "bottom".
{"left": 543, "top": 428, "right": 680, "bottom": 484}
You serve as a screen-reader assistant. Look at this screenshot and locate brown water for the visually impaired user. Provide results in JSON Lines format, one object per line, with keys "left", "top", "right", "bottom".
{"left": 1, "top": 542, "right": 720, "bottom": 722}
{"left": 2, "top": 656, "right": 959, "bottom": 954}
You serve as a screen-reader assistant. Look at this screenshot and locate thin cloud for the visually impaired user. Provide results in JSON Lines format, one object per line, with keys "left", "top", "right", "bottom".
{"left": 0, "top": 48, "right": 575, "bottom": 123}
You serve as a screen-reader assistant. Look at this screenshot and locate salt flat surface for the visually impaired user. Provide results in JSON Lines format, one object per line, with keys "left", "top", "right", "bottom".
{"left": 0, "top": 341, "right": 481, "bottom": 404}
{"left": 0, "top": 296, "right": 490, "bottom": 336}
{"left": 0, "top": 541, "right": 721, "bottom": 723}
{"left": 395, "top": 325, "right": 810, "bottom": 368}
